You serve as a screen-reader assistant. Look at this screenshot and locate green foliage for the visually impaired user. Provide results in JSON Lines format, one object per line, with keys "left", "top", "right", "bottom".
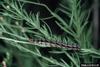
{"left": 0, "top": 0, "right": 100, "bottom": 67}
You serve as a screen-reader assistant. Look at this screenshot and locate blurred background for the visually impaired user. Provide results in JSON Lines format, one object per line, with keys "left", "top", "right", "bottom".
{"left": 0, "top": 0, "right": 100, "bottom": 67}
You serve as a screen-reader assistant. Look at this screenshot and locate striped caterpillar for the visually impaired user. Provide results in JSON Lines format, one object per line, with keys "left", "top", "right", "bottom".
{"left": 29, "top": 39, "right": 80, "bottom": 51}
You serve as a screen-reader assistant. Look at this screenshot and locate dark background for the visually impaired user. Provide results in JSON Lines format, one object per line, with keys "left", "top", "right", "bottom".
{"left": 0, "top": 0, "right": 99, "bottom": 65}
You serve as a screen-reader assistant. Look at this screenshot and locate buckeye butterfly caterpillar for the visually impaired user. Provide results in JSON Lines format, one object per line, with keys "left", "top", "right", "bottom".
{"left": 29, "top": 39, "right": 80, "bottom": 51}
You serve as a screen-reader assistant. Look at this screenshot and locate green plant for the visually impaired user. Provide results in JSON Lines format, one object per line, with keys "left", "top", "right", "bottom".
{"left": 0, "top": 0, "right": 100, "bottom": 67}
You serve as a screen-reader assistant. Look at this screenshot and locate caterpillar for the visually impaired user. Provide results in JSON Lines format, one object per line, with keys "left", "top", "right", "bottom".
{"left": 29, "top": 39, "right": 80, "bottom": 51}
